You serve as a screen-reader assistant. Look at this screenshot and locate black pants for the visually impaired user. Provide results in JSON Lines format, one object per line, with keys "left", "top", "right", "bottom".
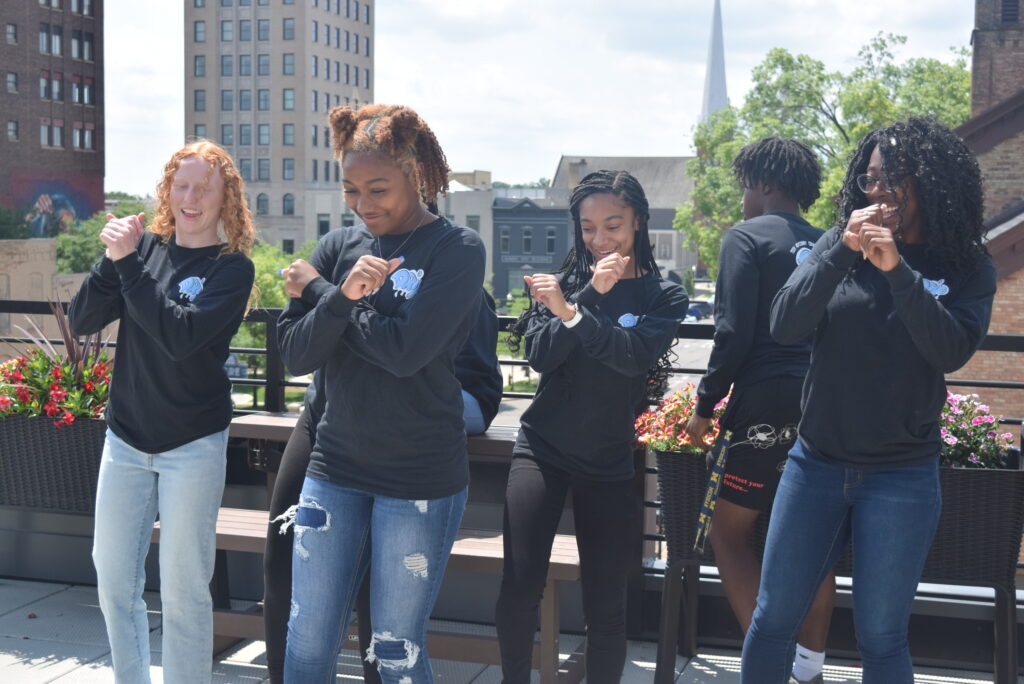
{"left": 495, "top": 456, "right": 639, "bottom": 684}
{"left": 263, "top": 410, "right": 380, "bottom": 684}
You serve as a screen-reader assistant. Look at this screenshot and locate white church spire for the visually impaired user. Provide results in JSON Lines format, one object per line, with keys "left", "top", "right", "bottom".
{"left": 700, "top": 0, "right": 729, "bottom": 122}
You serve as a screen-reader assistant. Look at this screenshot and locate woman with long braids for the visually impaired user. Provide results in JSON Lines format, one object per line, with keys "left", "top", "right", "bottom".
{"left": 496, "top": 170, "right": 688, "bottom": 683}
{"left": 742, "top": 117, "right": 996, "bottom": 682}
{"left": 277, "top": 104, "right": 485, "bottom": 682}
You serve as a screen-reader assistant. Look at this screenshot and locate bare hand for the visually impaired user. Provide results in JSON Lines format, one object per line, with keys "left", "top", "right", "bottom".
{"left": 524, "top": 274, "right": 574, "bottom": 320}
{"left": 842, "top": 204, "right": 886, "bottom": 253}
{"left": 591, "top": 254, "right": 630, "bottom": 294}
{"left": 99, "top": 212, "right": 145, "bottom": 261}
{"left": 684, "top": 414, "right": 713, "bottom": 452}
{"left": 282, "top": 259, "right": 321, "bottom": 298}
{"left": 859, "top": 224, "right": 900, "bottom": 272}
{"left": 340, "top": 255, "right": 403, "bottom": 300}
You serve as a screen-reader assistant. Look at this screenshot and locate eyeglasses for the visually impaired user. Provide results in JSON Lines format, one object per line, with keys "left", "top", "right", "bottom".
{"left": 856, "top": 174, "right": 891, "bottom": 194}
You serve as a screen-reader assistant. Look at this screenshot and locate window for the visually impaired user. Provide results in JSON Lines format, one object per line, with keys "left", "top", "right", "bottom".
{"left": 523, "top": 229, "right": 532, "bottom": 254}
{"left": 40, "top": 122, "right": 49, "bottom": 146}
{"left": 5, "top": 24, "right": 16, "bottom": 45}
{"left": 353, "top": 32, "right": 359, "bottom": 55}
{"left": 283, "top": 158, "right": 294, "bottom": 180}
{"left": 71, "top": 78, "right": 81, "bottom": 103}
{"left": 220, "top": 0, "right": 232, "bottom": 5}
{"left": 256, "top": 193, "right": 268, "bottom": 214}
{"left": 257, "top": 53, "right": 269, "bottom": 75}
{"left": 220, "top": 20, "right": 233, "bottom": 41}
{"left": 194, "top": 123, "right": 207, "bottom": 139}
{"left": 1002, "top": 0, "right": 1020, "bottom": 22}
{"left": 352, "top": 67, "right": 357, "bottom": 87}
{"left": 335, "top": 161, "right": 339, "bottom": 182}
{"left": 364, "top": 3, "right": 370, "bottom": 23}
{"left": 334, "top": 27, "right": 340, "bottom": 49}
{"left": 282, "top": 239, "right": 295, "bottom": 254}
{"left": 258, "top": 158, "right": 270, "bottom": 180}
{"left": 220, "top": 123, "right": 233, "bottom": 145}
{"left": 282, "top": 18, "right": 294, "bottom": 40}
{"left": 257, "top": 88, "right": 269, "bottom": 110}
{"left": 5, "top": 72, "right": 16, "bottom": 93}
{"left": 333, "top": 60, "right": 340, "bottom": 82}
{"left": 258, "top": 123, "right": 269, "bottom": 145}
{"left": 466, "top": 215, "right": 481, "bottom": 231}
{"left": 344, "top": 63, "right": 350, "bottom": 85}
{"left": 239, "top": 54, "right": 251, "bottom": 76}
{"left": 39, "top": 23, "right": 50, "bottom": 54}
{"left": 221, "top": 89, "right": 233, "bottom": 111}
{"left": 364, "top": 36, "right": 369, "bottom": 57}
{"left": 239, "top": 158, "right": 251, "bottom": 180}
{"left": 239, "top": 89, "right": 251, "bottom": 110}
{"left": 239, "top": 0, "right": 250, "bottom": 5}
{"left": 72, "top": 123, "right": 82, "bottom": 148}
{"left": 311, "top": 55, "right": 317, "bottom": 78}
{"left": 258, "top": 0, "right": 268, "bottom": 5}
{"left": 318, "top": 214, "right": 330, "bottom": 237}
{"left": 7, "top": 121, "right": 18, "bottom": 141}
{"left": 311, "top": 20, "right": 318, "bottom": 42}
{"left": 82, "top": 0, "right": 93, "bottom": 14}
{"left": 311, "top": 125, "right": 318, "bottom": 146}
{"left": 312, "top": 159, "right": 318, "bottom": 181}
{"left": 282, "top": 193, "right": 295, "bottom": 215}
{"left": 354, "top": 1, "right": 360, "bottom": 22}
{"left": 194, "top": 20, "right": 206, "bottom": 42}
{"left": 282, "top": 123, "right": 294, "bottom": 145}
{"left": 364, "top": 68, "right": 370, "bottom": 90}
{"left": 323, "top": 57, "right": 329, "bottom": 80}
{"left": 50, "top": 26, "right": 62, "bottom": 56}
{"left": 257, "top": 19, "right": 269, "bottom": 41}
{"left": 282, "top": 88, "right": 294, "bottom": 110}
{"left": 323, "top": 92, "right": 330, "bottom": 111}
{"left": 71, "top": 29, "right": 81, "bottom": 59}
{"left": 547, "top": 229, "right": 556, "bottom": 254}
{"left": 345, "top": 0, "right": 351, "bottom": 18}
{"left": 51, "top": 73, "right": 62, "bottom": 101}
{"left": 323, "top": 126, "right": 329, "bottom": 148}
{"left": 52, "top": 122, "right": 63, "bottom": 147}
{"left": 344, "top": 30, "right": 349, "bottom": 51}
{"left": 239, "top": 19, "right": 251, "bottom": 41}
{"left": 194, "top": 55, "right": 206, "bottom": 77}
{"left": 282, "top": 53, "right": 294, "bottom": 75}
{"left": 194, "top": 89, "right": 206, "bottom": 111}
{"left": 39, "top": 71, "right": 49, "bottom": 99}
{"left": 500, "top": 227, "right": 510, "bottom": 254}
{"left": 83, "top": 78, "right": 93, "bottom": 104}
{"left": 221, "top": 54, "right": 233, "bottom": 76}
{"left": 324, "top": 160, "right": 330, "bottom": 181}
{"left": 311, "top": 89, "right": 318, "bottom": 111}
{"left": 82, "top": 32, "right": 93, "bottom": 61}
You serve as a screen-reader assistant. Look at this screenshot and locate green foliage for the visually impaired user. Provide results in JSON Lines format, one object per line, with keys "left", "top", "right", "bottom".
{"left": 0, "top": 206, "right": 29, "bottom": 239}
{"left": 104, "top": 191, "right": 142, "bottom": 201}
{"left": 55, "top": 201, "right": 146, "bottom": 274}
{"left": 675, "top": 34, "right": 971, "bottom": 276}
{"left": 681, "top": 269, "right": 695, "bottom": 297}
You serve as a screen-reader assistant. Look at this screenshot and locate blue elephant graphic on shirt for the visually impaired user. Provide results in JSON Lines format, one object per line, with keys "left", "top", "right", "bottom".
{"left": 795, "top": 247, "right": 812, "bottom": 265}
{"left": 390, "top": 268, "right": 425, "bottom": 299}
{"left": 178, "top": 276, "right": 206, "bottom": 302}
{"left": 922, "top": 278, "right": 949, "bottom": 299}
{"left": 617, "top": 313, "right": 638, "bottom": 328}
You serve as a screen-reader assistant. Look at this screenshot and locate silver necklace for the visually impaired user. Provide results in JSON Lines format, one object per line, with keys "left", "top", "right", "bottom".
{"left": 373, "top": 211, "right": 435, "bottom": 261}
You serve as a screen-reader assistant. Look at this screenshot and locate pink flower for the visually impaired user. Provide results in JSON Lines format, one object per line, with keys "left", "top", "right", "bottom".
{"left": 978, "top": 405, "right": 990, "bottom": 413}
{"left": 971, "top": 417, "right": 984, "bottom": 425}
{"left": 0, "top": 395, "right": 11, "bottom": 411}
{"left": 944, "top": 435, "right": 958, "bottom": 445}
{"left": 940, "top": 427, "right": 948, "bottom": 437}
{"left": 1001, "top": 433, "right": 1014, "bottom": 440}
{"left": 984, "top": 415, "right": 996, "bottom": 423}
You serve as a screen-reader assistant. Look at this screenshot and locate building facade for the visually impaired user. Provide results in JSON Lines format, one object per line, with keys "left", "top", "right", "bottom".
{"left": 184, "top": 0, "right": 374, "bottom": 250}
{"left": 491, "top": 197, "right": 571, "bottom": 301}
{"left": 0, "top": 0, "right": 105, "bottom": 236}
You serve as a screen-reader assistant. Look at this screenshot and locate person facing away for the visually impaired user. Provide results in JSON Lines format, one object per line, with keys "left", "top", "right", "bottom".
{"left": 684, "top": 137, "right": 836, "bottom": 684}
{"left": 496, "top": 169, "right": 689, "bottom": 684}
{"left": 276, "top": 103, "right": 486, "bottom": 683}
{"left": 742, "top": 117, "right": 996, "bottom": 683}
{"left": 68, "top": 140, "right": 256, "bottom": 684}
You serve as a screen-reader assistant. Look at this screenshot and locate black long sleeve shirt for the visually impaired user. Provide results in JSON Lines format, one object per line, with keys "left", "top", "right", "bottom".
{"left": 516, "top": 275, "right": 689, "bottom": 480}
{"left": 770, "top": 227, "right": 997, "bottom": 468}
{"left": 277, "top": 218, "right": 486, "bottom": 500}
{"left": 696, "top": 212, "right": 823, "bottom": 417}
{"left": 68, "top": 232, "right": 255, "bottom": 453}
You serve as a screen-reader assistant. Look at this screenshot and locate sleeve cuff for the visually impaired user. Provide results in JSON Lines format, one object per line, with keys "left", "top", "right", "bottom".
{"left": 823, "top": 236, "right": 861, "bottom": 272}
{"left": 561, "top": 308, "right": 583, "bottom": 328}
{"left": 301, "top": 276, "right": 333, "bottom": 306}
{"left": 695, "top": 395, "right": 718, "bottom": 419}
{"left": 113, "top": 252, "right": 145, "bottom": 284}
{"left": 881, "top": 258, "right": 917, "bottom": 293}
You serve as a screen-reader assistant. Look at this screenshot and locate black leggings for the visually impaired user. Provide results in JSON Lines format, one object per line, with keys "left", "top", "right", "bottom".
{"left": 262, "top": 410, "right": 380, "bottom": 684}
{"left": 495, "top": 456, "right": 640, "bottom": 684}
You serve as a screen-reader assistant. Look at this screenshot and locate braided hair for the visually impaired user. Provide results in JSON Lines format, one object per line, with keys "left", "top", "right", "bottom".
{"left": 836, "top": 117, "right": 987, "bottom": 282}
{"left": 732, "top": 137, "right": 822, "bottom": 211}
{"left": 510, "top": 170, "right": 675, "bottom": 401}
{"left": 328, "top": 104, "right": 451, "bottom": 203}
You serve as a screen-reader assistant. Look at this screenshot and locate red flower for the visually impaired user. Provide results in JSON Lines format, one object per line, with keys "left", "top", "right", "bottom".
{"left": 54, "top": 410, "right": 75, "bottom": 428}
{"left": 16, "top": 387, "right": 32, "bottom": 403}
{"left": 49, "top": 388, "right": 67, "bottom": 402}
{"left": 43, "top": 401, "right": 60, "bottom": 417}
{"left": 0, "top": 395, "right": 12, "bottom": 411}
{"left": 84, "top": 381, "right": 95, "bottom": 394}
{"left": 51, "top": 367, "right": 63, "bottom": 380}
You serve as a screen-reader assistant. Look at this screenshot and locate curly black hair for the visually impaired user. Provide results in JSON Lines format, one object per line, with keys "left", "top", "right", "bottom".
{"left": 836, "top": 116, "right": 987, "bottom": 282}
{"left": 509, "top": 170, "right": 676, "bottom": 402}
{"left": 732, "top": 137, "right": 822, "bottom": 211}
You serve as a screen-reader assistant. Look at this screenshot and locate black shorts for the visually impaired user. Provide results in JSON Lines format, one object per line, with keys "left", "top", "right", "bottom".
{"left": 716, "top": 376, "right": 803, "bottom": 511}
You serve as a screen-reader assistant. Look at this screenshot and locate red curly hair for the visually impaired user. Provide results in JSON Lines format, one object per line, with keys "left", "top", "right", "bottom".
{"left": 328, "top": 104, "right": 450, "bottom": 203}
{"left": 149, "top": 140, "right": 255, "bottom": 256}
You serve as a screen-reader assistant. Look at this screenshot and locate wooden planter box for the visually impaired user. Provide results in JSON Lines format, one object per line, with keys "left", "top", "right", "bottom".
{"left": 0, "top": 415, "right": 106, "bottom": 515}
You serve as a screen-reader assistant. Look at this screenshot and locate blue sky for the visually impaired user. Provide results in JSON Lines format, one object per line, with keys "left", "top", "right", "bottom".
{"left": 104, "top": 0, "right": 975, "bottom": 196}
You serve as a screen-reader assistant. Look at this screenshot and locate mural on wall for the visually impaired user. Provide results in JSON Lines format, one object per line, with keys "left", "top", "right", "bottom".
{"left": 11, "top": 176, "right": 101, "bottom": 238}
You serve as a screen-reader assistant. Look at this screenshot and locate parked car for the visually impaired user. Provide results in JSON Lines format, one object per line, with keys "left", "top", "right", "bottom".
{"left": 686, "top": 299, "right": 714, "bottom": 321}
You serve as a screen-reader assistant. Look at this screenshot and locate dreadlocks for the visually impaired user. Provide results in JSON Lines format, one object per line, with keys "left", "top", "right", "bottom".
{"left": 836, "top": 117, "right": 987, "bottom": 282}
{"left": 510, "top": 169, "right": 674, "bottom": 401}
{"left": 328, "top": 104, "right": 451, "bottom": 204}
{"left": 732, "top": 137, "right": 822, "bottom": 211}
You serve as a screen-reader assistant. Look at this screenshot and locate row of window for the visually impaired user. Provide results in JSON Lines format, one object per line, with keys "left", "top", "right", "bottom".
{"left": 38, "top": 0, "right": 95, "bottom": 14}
{"left": 195, "top": 121, "right": 296, "bottom": 145}
{"left": 195, "top": 0, "right": 290, "bottom": 7}
{"left": 195, "top": 53, "right": 292, "bottom": 77}
{"left": 310, "top": 58, "right": 368, "bottom": 86}
{"left": 251, "top": 193, "right": 295, "bottom": 216}
{"left": 196, "top": 18, "right": 294, "bottom": 41}
{"left": 6, "top": 119, "right": 96, "bottom": 149}
{"left": 194, "top": 84, "right": 367, "bottom": 113}
{"left": 310, "top": 20, "right": 368, "bottom": 55}
{"left": 16, "top": 71, "right": 97, "bottom": 104}
{"left": 499, "top": 228, "right": 558, "bottom": 255}
{"left": 37, "top": 24, "right": 96, "bottom": 60}
{"left": 311, "top": 0, "right": 371, "bottom": 23}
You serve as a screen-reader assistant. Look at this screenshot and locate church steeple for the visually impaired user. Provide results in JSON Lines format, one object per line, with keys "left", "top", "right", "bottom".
{"left": 700, "top": 0, "right": 729, "bottom": 122}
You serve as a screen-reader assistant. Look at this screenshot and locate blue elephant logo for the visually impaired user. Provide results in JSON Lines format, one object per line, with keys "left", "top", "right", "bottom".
{"left": 178, "top": 276, "right": 206, "bottom": 302}
{"left": 790, "top": 240, "right": 815, "bottom": 266}
{"left": 795, "top": 247, "right": 812, "bottom": 265}
{"left": 390, "top": 268, "right": 425, "bottom": 299}
{"left": 617, "top": 313, "right": 638, "bottom": 328}
{"left": 922, "top": 278, "right": 949, "bottom": 299}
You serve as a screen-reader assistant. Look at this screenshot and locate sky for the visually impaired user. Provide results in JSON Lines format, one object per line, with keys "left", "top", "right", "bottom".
{"left": 104, "top": 0, "right": 975, "bottom": 196}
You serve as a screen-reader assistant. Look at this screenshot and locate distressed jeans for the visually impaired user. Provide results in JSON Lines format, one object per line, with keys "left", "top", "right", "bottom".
{"left": 741, "top": 439, "right": 941, "bottom": 684}
{"left": 284, "top": 476, "right": 467, "bottom": 683}
{"left": 92, "top": 427, "right": 228, "bottom": 684}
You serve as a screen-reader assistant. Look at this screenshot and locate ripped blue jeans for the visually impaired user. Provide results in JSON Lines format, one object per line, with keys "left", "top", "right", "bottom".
{"left": 284, "top": 476, "right": 467, "bottom": 683}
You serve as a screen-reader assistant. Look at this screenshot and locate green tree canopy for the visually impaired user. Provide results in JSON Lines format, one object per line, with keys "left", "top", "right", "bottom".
{"left": 675, "top": 34, "right": 971, "bottom": 276}
{"left": 0, "top": 206, "right": 29, "bottom": 239}
{"left": 55, "top": 201, "right": 146, "bottom": 274}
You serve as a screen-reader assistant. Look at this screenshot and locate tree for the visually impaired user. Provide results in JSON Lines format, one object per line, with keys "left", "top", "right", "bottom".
{"left": 55, "top": 201, "right": 146, "bottom": 274}
{"left": 0, "top": 206, "right": 29, "bottom": 239}
{"left": 104, "top": 191, "right": 142, "bottom": 201}
{"left": 675, "top": 33, "right": 971, "bottom": 276}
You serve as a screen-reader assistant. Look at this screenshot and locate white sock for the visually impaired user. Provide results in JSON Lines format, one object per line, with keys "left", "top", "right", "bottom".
{"left": 792, "top": 643, "right": 825, "bottom": 681}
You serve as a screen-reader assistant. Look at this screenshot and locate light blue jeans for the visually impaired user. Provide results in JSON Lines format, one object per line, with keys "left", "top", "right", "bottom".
{"left": 92, "top": 428, "right": 228, "bottom": 684}
{"left": 462, "top": 389, "right": 486, "bottom": 435}
{"left": 741, "top": 438, "right": 941, "bottom": 683}
{"left": 285, "top": 476, "right": 467, "bottom": 683}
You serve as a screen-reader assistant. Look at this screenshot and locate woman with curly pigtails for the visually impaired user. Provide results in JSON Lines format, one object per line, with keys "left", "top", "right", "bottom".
{"left": 497, "top": 170, "right": 688, "bottom": 683}
{"left": 742, "top": 118, "right": 996, "bottom": 682}
{"left": 276, "top": 104, "right": 485, "bottom": 683}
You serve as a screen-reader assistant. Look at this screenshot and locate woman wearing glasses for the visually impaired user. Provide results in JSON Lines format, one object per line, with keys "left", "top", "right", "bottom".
{"left": 741, "top": 117, "right": 996, "bottom": 682}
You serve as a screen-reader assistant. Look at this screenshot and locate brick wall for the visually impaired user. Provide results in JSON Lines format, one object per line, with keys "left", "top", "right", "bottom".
{"left": 977, "top": 128, "right": 1024, "bottom": 220}
{"left": 971, "top": 0, "right": 1024, "bottom": 115}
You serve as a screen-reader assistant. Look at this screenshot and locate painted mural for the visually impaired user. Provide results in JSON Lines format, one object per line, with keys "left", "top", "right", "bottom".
{"left": 10, "top": 176, "right": 102, "bottom": 238}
